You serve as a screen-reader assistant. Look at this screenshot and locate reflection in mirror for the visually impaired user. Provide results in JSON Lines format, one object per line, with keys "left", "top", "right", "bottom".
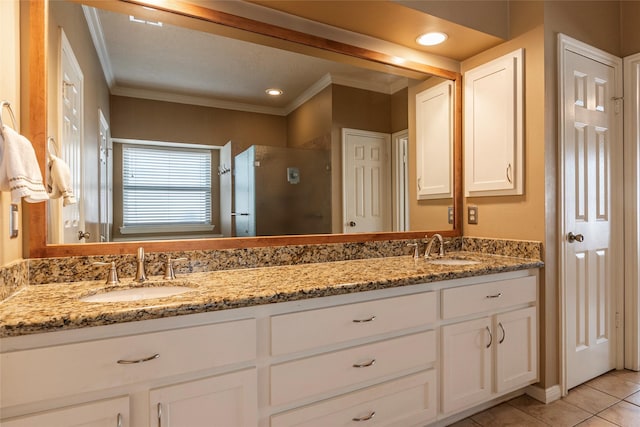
{"left": 44, "top": 0, "right": 455, "bottom": 245}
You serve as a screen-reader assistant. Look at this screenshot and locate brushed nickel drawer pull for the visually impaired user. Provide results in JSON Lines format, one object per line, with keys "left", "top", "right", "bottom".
{"left": 117, "top": 353, "right": 160, "bottom": 364}
{"left": 117, "top": 413, "right": 123, "bottom": 427}
{"left": 157, "top": 402, "right": 162, "bottom": 427}
{"left": 353, "top": 315, "right": 376, "bottom": 323}
{"left": 499, "top": 322, "right": 506, "bottom": 344}
{"left": 353, "top": 359, "right": 376, "bottom": 368}
{"left": 485, "top": 292, "right": 502, "bottom": 299}
{"left": 486, "top": 326, "right": 493, "bottom": 348}
{"left": 352, "top": 411, "right": 376, "bottom": 422}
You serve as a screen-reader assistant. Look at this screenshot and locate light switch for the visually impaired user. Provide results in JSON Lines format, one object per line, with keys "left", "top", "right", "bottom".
{"left": 468, "top": 206, "right": 478, "bottom": 224}
{"left": 447, "top": 206, "right": 454, "bottom": 224}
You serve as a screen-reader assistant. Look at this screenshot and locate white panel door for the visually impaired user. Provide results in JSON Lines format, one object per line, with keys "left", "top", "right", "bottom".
{"left": 342, "top": 128, "right": 391, "bottom": 233}
{"left": 59, "top": 30, "right": 85, "bottom": 243}
{"left": 561, "top": 38, "right": 623, "bottom": 389}
{"left": 150, "top": 369, "right": 257, "bottom": 427}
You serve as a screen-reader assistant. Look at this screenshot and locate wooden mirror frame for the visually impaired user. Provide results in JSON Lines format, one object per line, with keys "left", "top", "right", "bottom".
{"left": 25, "top": 0, "right": 462, "bottom": 258}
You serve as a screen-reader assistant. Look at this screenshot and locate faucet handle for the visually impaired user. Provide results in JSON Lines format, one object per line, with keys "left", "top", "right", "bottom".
{"left": 92, "top": 261, "right": 119, "bottom": 285}
{"left": 406, "top": 243, "right": 420, "bottom": 259}
{"left": 163, "top": 256, "right": 188, "bottom": 280}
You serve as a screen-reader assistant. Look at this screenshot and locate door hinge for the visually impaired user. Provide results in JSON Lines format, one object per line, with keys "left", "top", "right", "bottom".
{"left": 615, "top": 312, "right": 621, "bottom": 328}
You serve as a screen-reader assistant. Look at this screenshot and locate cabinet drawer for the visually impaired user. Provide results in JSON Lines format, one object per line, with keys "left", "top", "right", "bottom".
{"left": 271, "top": 292, "right": 436, "bottom": 355}
{"left": 1, "top": 318, "right": 256, "bottom": 408}
{"left": 271, "top": 370, "right": 436, "bottom": 427}
{"left": 270, "top": 331, "right": 435, "bottom": 406}
{"left": 441, "top": 276, "right": 536, "bottom": 319}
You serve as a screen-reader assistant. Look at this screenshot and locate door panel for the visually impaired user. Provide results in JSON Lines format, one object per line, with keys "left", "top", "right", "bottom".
{"left": 342, "top": 129, "right": 391, "bottom": 233}
{"left": 562, "top": 42, "right": 622, "bottom": 389}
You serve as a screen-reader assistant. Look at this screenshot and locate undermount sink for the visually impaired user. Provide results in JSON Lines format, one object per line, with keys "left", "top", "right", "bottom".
{"left": 80, "top": 282, "right": 193, "bottom": 303}
{"left": 426, "top": 259, "right": 481, "bottom": 266}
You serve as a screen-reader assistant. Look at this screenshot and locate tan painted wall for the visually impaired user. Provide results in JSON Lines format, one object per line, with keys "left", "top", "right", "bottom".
{"left": 110, "top": 96, "right": 288, "bottom": 156}
{"left": 287, "top": 86, "right": 332, "bottom": 149}
{"left": 621, "top": 1, "right": 640, "bottom": 56}
{"left": 47, "top": 0, "right": 111, "bottom": 243}
{"left": 0, "top": 0, "right": 22, "bottom": 266}
{"left": 391, "top": 88, "right": 408, "bottom": 134}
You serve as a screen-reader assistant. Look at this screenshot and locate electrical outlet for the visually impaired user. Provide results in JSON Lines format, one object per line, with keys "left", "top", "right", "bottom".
{"left": 447, "top": 206, "right": 454, "bottom": 224}
{"left": 467, "top": 206, "right": 478, "bottom": 224}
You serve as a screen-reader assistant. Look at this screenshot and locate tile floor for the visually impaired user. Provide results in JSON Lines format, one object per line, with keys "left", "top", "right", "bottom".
{"left": 449, "top": 369, "right": 640, "bottom": 426}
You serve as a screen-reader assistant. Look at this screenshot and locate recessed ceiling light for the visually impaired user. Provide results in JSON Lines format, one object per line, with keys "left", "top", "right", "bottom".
{"left": 416, "top": 32, "right": 448, "bottom": 46}
{"left": 266, "top": 88, "right": 283, "bottom": 96}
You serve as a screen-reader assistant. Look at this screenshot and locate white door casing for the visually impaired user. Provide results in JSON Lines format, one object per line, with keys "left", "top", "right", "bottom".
{"left": 220, "top": 141, "right": 233, "bottom": 237}
{"left": 342, "top": 128, "right": 391, "bottom": 233}
{"left": 624, "top": 52, "right": 640, "bottom": 371}
{"left": 97, "top": 109, "right": 111, "bottom": 243}
{"left": 558, "top": 34, "right": 624, "bottom": 391}
{"left": 59, "top": 29, "right": 85, "bottom": 244}
{"left": 392, "top": 130, "right": 409, "bottom": 231}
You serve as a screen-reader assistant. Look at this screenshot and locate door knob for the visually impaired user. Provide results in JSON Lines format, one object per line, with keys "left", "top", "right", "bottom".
{"left": 348, "top": 221, "right": 356, "bottom": 227}
{"left": 78, "top": 231, "right": 91, "bottom": 240}
{"left": 567, "top": 232, "right": 584, "bottom": 243}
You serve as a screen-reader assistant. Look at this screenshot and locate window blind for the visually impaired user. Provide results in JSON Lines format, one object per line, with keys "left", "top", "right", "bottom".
{"left": 121, "top": 144, "right": 212, "bottom": 233}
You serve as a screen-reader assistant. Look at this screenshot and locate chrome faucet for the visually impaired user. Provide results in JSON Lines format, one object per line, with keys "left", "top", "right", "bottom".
{"left": 424, "top": 234, "right": 444, "bottom": 258}
{"left": 135, "top": 247, "right": 147, "bottom": 282}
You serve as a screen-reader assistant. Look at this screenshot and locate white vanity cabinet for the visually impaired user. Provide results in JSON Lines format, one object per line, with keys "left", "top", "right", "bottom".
{"left": 269, "top": 292, "right": 439, "bottom": 426}
{"left": 440, "top": 276, "right": 538, "bottom": 414}
{"left": 0, "top": 268, "right": 540, "bottom": 427}
{"left": 0, "top": 396, "right": 129, "bottom": 427}
{"left": 0, "top": 318, "right": 257, "bottom": 426}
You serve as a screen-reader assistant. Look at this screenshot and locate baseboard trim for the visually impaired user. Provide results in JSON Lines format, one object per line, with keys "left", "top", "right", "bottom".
{"left": 526, "top": 384, "right": 562, "bottom": 403}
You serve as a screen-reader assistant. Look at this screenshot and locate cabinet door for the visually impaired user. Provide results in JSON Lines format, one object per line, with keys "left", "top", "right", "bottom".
{"left": 1, "top": 396, "right": 129, "bottom": 427}
{"left": 415, "top": 80, "right": 454, "bottom": 200}
{"left": 441, "top": 317, "right": 492, "bottom": 414}
{"left": 464, "top": 48, "right": 523, "bottom": 196}
{"left": 150, "top": 368, "right": 256, "bottom": 427}
{"left": 495, "top": 306, "right": 538, "bottom": 393}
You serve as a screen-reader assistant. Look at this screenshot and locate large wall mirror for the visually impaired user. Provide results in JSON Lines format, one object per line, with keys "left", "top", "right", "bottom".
{"left": 25, "top": 0, "right": 462, "bottom": 257}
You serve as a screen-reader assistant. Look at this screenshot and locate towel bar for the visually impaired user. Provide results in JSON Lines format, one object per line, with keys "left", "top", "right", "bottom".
{"left": 0, "top": 100, "right": 18, "bottom": 130}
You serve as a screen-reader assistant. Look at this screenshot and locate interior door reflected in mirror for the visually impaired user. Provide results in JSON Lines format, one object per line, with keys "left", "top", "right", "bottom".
{"left": 43, "top": 0, "right": 457, "bottom": 246}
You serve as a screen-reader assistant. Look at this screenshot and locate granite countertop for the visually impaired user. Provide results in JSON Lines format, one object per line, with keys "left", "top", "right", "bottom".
{"left": 0, "top": 252, "right": 543, "bottom": 338}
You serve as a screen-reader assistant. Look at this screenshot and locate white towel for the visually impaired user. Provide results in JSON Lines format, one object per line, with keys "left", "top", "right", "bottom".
{"left": 0, "top": 124, "right": 49, "bottom": 203}
{"left": 47, "top": 153, "right": 76, "bottom": 206}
